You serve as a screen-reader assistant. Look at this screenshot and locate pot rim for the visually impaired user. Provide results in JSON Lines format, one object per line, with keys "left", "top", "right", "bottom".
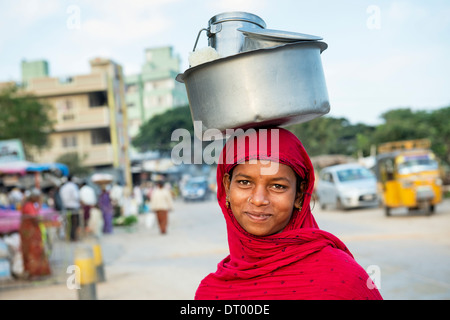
{"left": 208, "top": 11, "right": 266, "bottom": 29}
{"left": 176, "top": 40, "right": 328, "bottom": 83}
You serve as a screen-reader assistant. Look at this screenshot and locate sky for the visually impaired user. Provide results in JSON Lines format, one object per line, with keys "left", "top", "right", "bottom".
{"left": 1, "top": 0, "right": 449, "bottom": 125}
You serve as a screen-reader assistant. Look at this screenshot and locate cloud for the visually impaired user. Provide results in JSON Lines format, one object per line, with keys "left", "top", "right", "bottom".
{"left": 75, "top": 0, "right": 180, "bottom": 44}
{"left": 0, "top": 0, "right": 61, "bottom": 38}
{"left": 387, "top": 1, "right": 429, "bottom": 22}
{"left": 207, "top": 0, "right": 269, "bottom": 15}
{"left": 386, "top": 1, "right": 450, "bottom": 31}
{"left": 3, "top": 0, "right": 61, "bottom": 26}
{"left": 82, "top": 17, "right": 171, "bottom": 43}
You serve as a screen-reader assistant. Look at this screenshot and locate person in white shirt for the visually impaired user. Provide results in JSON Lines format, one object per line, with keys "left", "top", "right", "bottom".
{"left": 59, "top": 176, "right": 81, "bottom": 241}
{"left": 150, "top": 180, "right": 174, "bottom": 234}
{"left": 110, "top": 182, "right": 123, "bottom": 217}
{"left": 79, "top": 181, "right": 97, "bottom": 231}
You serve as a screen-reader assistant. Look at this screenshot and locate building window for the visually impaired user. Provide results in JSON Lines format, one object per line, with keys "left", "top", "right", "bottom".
{"left": 59, "top": 76, "right": 73, "bottom": 84}
{"left": 89, "top": 91, "right": 108, "bottom": 107}
{"left": 58, "top": 99, "right": 75, "bottom": 121}
{"left": 144, "top": 81, "right": 154, "bottom": 91}
{"left": 62, "top": 135, "right": 77, "bottom": 148}
{"left": 91, "top": 128, "right": 111, "bottom": 145}
{"left": 143, "top": 96, "right": 151, "bottom": 109}
{"left": 145, "top": 51, "right": 153, "bottom": 62}
{"left": 126, "top": 84, "right": 138, "bottom": 93}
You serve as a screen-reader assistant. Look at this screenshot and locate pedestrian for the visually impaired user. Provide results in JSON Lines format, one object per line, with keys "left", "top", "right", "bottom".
{"left": 110, "top": 182, "right": 123, "bottom": 218}
{"left": 59, "top": 175, "right": 81, "bottom": 241}
{"left": 98, "top": 184, "right": 113, "bottom": 234}
{"left": 149, "top": 180, "right": 174, "bottom": 234}
{"left": 133, "top": 184, "right": 144, "bottom": 214}
{"left": 87, "top": 205, "right": 104, "bottom": 239}
{"left": 52, "top": 183, "right": 64, "bottom": 212}
{"left": 195, "top": 127, "right": 383, "bottom": 300}
{"left": 0, "top": 186, "right": 9, "bottom": 208}
{"left": 8, "top": 187, "right": 24, "bottom": 210}
{"left": 79, "top": 181, "right": 97, "bottom": 231}
{"left": 20, "top": 188, "right": 51, "bottom": 279}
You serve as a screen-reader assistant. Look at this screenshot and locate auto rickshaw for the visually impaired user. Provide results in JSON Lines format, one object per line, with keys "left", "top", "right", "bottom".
{"left": 375, "top": 139, "right": 443, "bottom": 216}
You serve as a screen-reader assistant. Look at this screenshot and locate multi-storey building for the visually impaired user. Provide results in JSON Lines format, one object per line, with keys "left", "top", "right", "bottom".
{"left": 22, "top": 58, "right": 132, "bottom": 190}
{"left": 21, "top": 59, "right": 49, "bottom": 87}
{"left": 125, "top": 46, "right": 189, "bottom": 153}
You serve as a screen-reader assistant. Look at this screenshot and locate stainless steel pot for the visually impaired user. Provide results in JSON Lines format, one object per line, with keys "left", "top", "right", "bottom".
{"left": 176, "top": 41, "right": 330, "bottom": 141}
{"left": 193, "top": 11, "right": 266, "bottom": 58}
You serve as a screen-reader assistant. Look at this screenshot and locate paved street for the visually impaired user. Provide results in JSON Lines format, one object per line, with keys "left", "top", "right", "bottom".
{"left": 1, "top": 197, "right": 450, "bottom": 300}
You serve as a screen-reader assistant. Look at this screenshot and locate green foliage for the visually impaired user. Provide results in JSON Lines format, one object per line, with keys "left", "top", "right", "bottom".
{"left": 132, "top": 105, "right": 194, "bottom": 154}
{"left": 428, "top": 107, "right": 450, "bottom": 164}
{"left": 286, "top": 106, "right": 450, "bottom": 166}
{"left": 113, "top": 215, "right": 138, "bottom": 226}
{"left": 0, "top": 84, "right": 54, "bottom": 154}
{"left": 372, "top": 108, "right": 430, "bottom": 143}
{"left": 286, "top": 117, "right": 375, "bottom": 157}
{"left": 133, "top": 104, "right": 450, "bottom": 168}
{"left": 55, "top": 152, "right": 91, "bottom": 177}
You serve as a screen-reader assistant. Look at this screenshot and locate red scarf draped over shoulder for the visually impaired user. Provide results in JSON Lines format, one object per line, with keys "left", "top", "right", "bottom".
{"left": 195, "top": 127, "right": 382, "bottom": 300}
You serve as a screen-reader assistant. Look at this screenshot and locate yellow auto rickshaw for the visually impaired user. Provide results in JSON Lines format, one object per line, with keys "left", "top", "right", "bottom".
{"left": 375, "top": 139, "right": 443, "bottom": 216}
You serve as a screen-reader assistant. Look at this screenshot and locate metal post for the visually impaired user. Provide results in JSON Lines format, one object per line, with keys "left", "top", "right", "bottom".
{"left": 74, "top": 244, "right": 97, "bottom": 300}
{"left": 91, "top": 238, "right": 106, "bottom": 283}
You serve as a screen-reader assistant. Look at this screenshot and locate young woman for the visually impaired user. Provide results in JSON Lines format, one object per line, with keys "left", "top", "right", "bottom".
{"left": 20, "top": 188, "right": 51, "bottom": 278}
{"left": 195, "top": 127, "right": 382, "bottom": 300}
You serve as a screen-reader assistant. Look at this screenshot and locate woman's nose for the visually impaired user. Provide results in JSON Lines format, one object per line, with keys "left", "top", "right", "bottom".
{"left": 248, "top": 186, "right": 269, "bottom": 206}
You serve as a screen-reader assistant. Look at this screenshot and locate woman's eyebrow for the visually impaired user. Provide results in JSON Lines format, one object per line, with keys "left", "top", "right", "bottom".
{"left": 234, "top": 173, "right": 292, "bottom": 183}
{"left": 234, "top": 173, "right": 252, "bottom": 179}
{"left": 270, "top": 177, "right": 291, "bottom": 183}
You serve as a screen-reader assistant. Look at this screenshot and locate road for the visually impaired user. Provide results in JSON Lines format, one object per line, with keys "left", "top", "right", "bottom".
{"left": 1, "top": 197, "right": 449, "bottom": 300}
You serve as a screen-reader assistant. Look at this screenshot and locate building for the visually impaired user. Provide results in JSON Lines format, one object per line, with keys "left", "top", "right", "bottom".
{"left": 21, "top": 59, "right": 49, "bottom": 87}
{"left": 23, "top": 58, "right": 132, "bottom": 190}
{"left": 125, "top": 46, "right": 189, "bottom": 153}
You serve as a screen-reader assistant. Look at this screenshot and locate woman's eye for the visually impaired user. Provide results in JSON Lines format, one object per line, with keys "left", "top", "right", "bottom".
{"left": 237, "top": 180, "right": 251, "bottom": 186}
{"left": 272, "top": 184, "right": 287, "bottom": 190}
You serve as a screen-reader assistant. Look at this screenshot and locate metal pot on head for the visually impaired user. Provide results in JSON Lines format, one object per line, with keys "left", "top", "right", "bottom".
{"left": 177, "top": 41, "right": 330, "bottom": 141}
{"left": 180, "top": 12, "right": 331, "bottom": 141}
{"left": 192, "top": 11, "right": 266, "bottom": 58}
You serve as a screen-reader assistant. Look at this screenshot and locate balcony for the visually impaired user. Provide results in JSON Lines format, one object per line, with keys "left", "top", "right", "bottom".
{"left": 82, "top": 144, "right": 115, "bottom": 167}
{"left": 27, "top": 73, "right": 108, "bottom": 97}
{"left": 55, "top": 107, "right": 110, "bottom": 132}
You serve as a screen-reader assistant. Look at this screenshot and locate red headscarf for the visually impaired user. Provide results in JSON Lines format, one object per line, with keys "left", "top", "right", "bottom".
{"left": 195, "top": 127, "right": 382, "bottom": 300}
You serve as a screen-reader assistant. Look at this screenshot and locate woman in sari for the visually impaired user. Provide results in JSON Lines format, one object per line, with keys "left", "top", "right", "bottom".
{"left": 20, "top": 188, "right": 51, "bottom": 279}
{"left": 98, "top": 185, "right": 113, "bottom": 234}
{"left": 195, "top": 127, "right": 382, "bottom": 300}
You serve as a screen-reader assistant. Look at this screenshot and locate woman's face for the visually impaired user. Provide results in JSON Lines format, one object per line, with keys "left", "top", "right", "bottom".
{"left": 223, "top": 160, "right": 304, "bottom": 236}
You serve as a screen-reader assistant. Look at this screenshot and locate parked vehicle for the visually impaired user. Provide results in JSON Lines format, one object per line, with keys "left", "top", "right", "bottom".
{"left": 374, "top": 139, "right": 442, "bottom": 216}
{"left": 315, "top": 163, "right": 379, "bottom": 210}
{"left": 181, "top": 177, "right": 210, "bottom": 201}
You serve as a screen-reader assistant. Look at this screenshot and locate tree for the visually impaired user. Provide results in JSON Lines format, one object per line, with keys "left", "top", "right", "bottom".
{"left": 0, "top": 84, "right": 54, "bottom": 156}
{"left": 286, "top": 116, "right": 374, "bottom": 157}
{"left": 372, "top": 108, "right": 430, "bottom": 144}
{"left": 428, "top": 106, "right": 450, "bottom": 166}
{"left": 132, "top": 106, "right": 194, "bottom": 154}
{"left": 55, "top": 152, "right": 91, "bottom": 177}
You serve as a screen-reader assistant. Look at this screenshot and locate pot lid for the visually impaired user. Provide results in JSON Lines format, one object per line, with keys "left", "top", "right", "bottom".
{"left": 209, "top": 12, "right": 266, "bottom": 28}
{"left": 238, "top": 27, "right": 322, "bottom": 42}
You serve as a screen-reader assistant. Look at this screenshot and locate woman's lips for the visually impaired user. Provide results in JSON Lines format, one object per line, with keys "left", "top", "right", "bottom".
{"left": 245, "top": 212, "right": 272, "bottom": 222}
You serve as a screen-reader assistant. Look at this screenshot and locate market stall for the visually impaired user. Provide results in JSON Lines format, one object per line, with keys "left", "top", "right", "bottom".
{"left": 0, "top": 160, "right": 69, "bottom": 190}
{"left": 0, "top": 206, "right": 61, "bottom": 235}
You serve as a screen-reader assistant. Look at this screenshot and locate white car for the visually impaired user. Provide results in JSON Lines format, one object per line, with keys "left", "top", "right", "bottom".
{"left": 181, "top": 176, "right": 210, "bottom": 201}
{"left": 315, "top": 163, "right": 379, "bottom": 210}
